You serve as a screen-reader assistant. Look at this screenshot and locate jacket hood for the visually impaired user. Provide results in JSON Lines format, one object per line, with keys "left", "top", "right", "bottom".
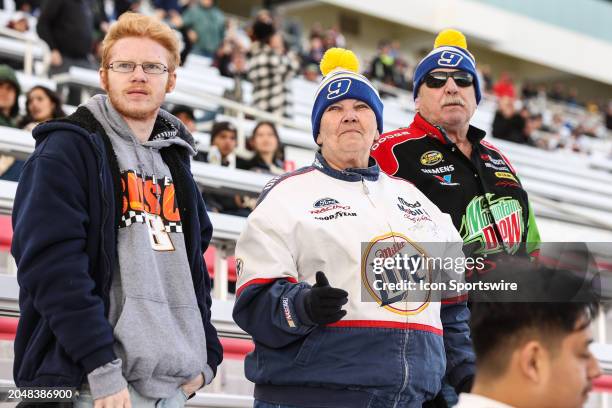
{"left": 33, "top": 96, "right": 197, "bottom": 156}
{"left": 32, "top": 118, "right": 94, "bottom": 144}
{"left": 84, "top": 94, "right": 196, "bottom": 155}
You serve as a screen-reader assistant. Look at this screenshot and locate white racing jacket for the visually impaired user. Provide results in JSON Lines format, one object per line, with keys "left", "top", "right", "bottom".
{"left": 232, "top": 152, "right": 475, "bottom": 407}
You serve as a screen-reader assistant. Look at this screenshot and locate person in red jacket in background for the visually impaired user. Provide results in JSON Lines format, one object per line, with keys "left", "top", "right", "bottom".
{"left": 492, "top": 72, "right": 516, "bottom": 99}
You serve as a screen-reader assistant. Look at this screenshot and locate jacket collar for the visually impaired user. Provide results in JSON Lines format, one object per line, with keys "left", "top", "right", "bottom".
{"left": 313, "top": 151, "right": 379, "bottom": 182}
{"left": 412, "top": 113, "right": 486, "bottom": 144}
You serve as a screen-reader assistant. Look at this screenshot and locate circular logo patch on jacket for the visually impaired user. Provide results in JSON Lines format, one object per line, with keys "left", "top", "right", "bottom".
{"left": 420, "top": 151, "right": 443, "bottom": 166}
{"left": 361, "top": 233, "right": 432, "bottom": 315}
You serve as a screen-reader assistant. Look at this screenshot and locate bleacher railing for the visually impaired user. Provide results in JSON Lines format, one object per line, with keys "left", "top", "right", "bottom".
{"left": 51, "top": 66, "right": 315, "bottom": 154}
{"left": 0, "top": 25, "right": 50, "bottom": 76}
{"left": 2, "top": 181, "right": 612, "bottom": 405}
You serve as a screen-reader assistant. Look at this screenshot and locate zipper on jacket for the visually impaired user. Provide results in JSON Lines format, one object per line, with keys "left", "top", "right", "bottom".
{"left": 361, "top": 178, "right": 370, "bottom": 195}
{"left": 90, "top": 135, "right": 113, "bottom": 298}
{"left": 361, "top": 178, "right": 378, "bottom": 212}
{"left": 362, "top": 175, "right": 414, "bottom": 406}
{"left": 361, "top": 177, "right": 396, "bottom": 238}
{"left": 394, "top": 330, "right": 411, "bottom": 408}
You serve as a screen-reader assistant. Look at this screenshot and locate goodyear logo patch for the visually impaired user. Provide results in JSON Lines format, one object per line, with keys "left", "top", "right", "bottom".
{"left": 420, "top": 151, "right": 443, "bottom": 166}
{"left": 495, "top": 172, "right": 517, "bottom": 182}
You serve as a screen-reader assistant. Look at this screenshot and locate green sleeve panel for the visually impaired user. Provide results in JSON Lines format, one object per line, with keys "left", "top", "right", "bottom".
{"left": 526, "top": 202, "right": 541, "bottom": 256}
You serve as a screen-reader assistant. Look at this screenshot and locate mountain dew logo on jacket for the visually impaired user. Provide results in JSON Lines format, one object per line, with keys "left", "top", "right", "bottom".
{"left": 460, "top": 194, "right": 524, "bottom": 255}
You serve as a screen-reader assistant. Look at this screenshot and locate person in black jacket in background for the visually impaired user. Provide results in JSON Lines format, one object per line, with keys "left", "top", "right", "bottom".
{"left": 37, "top": 0, "right": 98, "bottom": 105}
{"left": 198, "top": 121, "right": 254, "bottom": 217}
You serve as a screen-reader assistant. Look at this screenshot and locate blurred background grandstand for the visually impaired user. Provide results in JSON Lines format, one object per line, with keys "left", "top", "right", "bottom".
{"left": 0, "top": 0, "right": 612, "bottom": 406}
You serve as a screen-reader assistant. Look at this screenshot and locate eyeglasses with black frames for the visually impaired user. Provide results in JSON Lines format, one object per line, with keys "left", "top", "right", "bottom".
{"left": 107, "top": 61, "right": 168, "bottom": 74}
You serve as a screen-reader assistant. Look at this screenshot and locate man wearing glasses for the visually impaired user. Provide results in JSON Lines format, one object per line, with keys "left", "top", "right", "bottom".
{"left": 372, "top": 29, "right": 540, "bottom": 260}
{"left": 11, "top": 13, "right": 222, "bottom": 407}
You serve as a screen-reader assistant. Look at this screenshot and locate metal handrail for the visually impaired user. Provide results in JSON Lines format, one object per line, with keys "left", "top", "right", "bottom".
{"left": 0, "top": 26, "right": 50, "bottom": 75}
{"left": 0, "top": 279, "right": 246, "bottom": 338}
{"left": 530, "top": 194, "right": 612, "bottom": 231}
{"left": 51, "top": 66, "right": 311, "bottom": 154}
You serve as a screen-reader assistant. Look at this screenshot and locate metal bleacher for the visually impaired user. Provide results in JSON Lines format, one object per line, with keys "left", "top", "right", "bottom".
{"left": 0, "top": 178, "right": 252, "bottom": 406}
{"left": 2, "top": 41, "right": 612, "bottom": 406}
{"left": 3, "top": 57, "right": 612, "bottom": 253}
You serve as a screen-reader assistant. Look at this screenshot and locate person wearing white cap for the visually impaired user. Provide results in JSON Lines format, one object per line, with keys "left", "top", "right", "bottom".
{"left": 233, "top": 48, "right": 475, "bottom": 408}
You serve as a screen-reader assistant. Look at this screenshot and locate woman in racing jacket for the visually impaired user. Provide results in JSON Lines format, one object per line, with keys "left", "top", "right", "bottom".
{"left": 233, "top": 49, "right": 475, "bottom": 408}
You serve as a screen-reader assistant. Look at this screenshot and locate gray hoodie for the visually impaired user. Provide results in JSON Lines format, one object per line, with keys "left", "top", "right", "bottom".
{"left": 84, "top": 95, "right": 212, "bottom": 399}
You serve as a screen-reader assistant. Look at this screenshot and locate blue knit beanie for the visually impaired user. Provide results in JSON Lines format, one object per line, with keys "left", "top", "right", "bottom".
{"left": 311, "top": 48, "right": 383, "bottom": 142}
{"left": 413, "top": 29, "right": 481, "bottom": 104}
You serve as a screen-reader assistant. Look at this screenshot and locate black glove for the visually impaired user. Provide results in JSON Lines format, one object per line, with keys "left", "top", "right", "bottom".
{"left": 422, "top": 392, "right": 449, "bottom": 408}
{"left": 303, "top": 271, "right": 348, "bottom": 325}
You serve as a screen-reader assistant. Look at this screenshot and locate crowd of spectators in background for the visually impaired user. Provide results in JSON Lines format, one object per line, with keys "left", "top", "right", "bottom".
{"left": 368, "top": 39, "right": 412, "bottom": 92}
{"left": 195, "top": 118, "right": 285, "bottom": 217}
{"left": 0, "top": 64, "right": 65, "bottom": 181}
{"left": 487, "top": 71, "right": 610, "bottom": 154}
{"left": 1, "top": 1, "right": 609, "bottom": 130}
{"left": 0, "top": 0, "right": 611, "bottom": 207}
{"left": 0, "top": 1, "right": 300, "bottom": 212}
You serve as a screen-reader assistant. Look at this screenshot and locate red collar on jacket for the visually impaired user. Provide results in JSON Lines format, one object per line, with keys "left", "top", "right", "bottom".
{"left": 411, "top": 113, "right": 447, "bottom": 144}
{"left": 410, "top": 113, "right": 486, "bottom": 144}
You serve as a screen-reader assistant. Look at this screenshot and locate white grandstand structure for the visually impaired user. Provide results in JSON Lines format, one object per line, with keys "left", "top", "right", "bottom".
{"left": 0, "top": 0, "right": 611, "bottom": 407}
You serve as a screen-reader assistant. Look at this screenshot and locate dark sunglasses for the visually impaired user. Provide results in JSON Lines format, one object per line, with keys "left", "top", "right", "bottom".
{"left": 424, "top": 71, "right": 474, "bottom": 88}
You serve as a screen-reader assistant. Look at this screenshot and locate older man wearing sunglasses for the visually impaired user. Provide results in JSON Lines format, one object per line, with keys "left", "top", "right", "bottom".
{"left": 372, "top": 29, "right": 540, "bottom": 260}
{"left": 372, "top": 28, "right": 541, "bottom": 407}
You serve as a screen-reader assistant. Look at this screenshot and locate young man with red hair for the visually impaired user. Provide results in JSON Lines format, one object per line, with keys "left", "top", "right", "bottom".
{"left": 12, "top": 13, "right": 222, "bottom": 407}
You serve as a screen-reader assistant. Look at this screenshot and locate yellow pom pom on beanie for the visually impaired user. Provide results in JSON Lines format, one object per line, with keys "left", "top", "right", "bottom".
{"left": 433, "top": 29, "right": 468, "bottom": 50}
{"left": 319, "top": 47, "right": 360, "bottom": 76}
